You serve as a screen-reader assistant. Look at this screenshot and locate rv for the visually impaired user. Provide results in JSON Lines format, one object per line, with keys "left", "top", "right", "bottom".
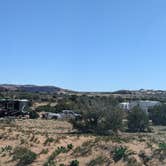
{"left": 0, "top": 99, "right": 29, "bottom": 117}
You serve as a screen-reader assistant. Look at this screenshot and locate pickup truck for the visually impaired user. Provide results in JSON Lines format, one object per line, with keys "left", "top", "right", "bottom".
{"left": 42, "top": 110, "right": 81, "bottom": 120}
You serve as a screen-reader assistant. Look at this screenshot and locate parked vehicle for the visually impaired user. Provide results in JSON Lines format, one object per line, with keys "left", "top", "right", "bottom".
{"left": 42, "top": 110, "right": 81, "bottom": 120}
{"left": 60, "top": 110, "right": 82, "bottom": 120}
{"left": 0, "top": 99, "right": 29, "bottom": 117}
{"left": 42, "top": 112, "right": 61, "bottom": 119}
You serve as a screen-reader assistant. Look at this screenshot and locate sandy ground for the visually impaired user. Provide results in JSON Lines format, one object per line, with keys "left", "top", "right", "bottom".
{"left": 0, "top": 119, "right": 166, "bottom": 166}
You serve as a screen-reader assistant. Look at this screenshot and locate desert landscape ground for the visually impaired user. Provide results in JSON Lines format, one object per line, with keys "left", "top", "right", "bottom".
{"left": 0, "top": 118, "right": 166, "bottom": 166}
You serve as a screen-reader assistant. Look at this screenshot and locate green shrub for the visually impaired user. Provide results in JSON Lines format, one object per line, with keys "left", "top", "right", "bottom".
{"left": 126, "top": 156, "right": 142, "bottom": 166}
{"left": 59, "top": 164, "right": 65, "bottom": 166}
{"left": 29, "top": 110, "right": 39, "bottom": 119}
{"left": 97, "top": 108, "right": 123, "bottom": 134}
{"left": 87, "top": 156, "right": 110, "bottom": 166}
{"left": 44, "top": 160, "right": 56, "bottom": 166}
{"left": 36, "top": 103, "right": 72, "bottom": 113}
{"left": 138, "top": 150, "right": 151, "bottom": 164}
{"left": 159, "top": 142, "right": 166, "bottom": 151}
{"left": 57, "top": 146, "right": 68, "bottom": 153}
{"left": 127, "top": 107, "right": 149, "bottom": 132}
{"left": 44, "top": 145, "right": 73, "bottom": 166}
{"left": 43, "top": 149, "right": 59, "bottom": 166}
{"left": 44, "top": 137, "right": 55, "bottom": 146}
{"left": 39, "top": 149, "right": 48, "bottom": 155}
{"left": 149, "top": 104, "right": 166, "bottom": 125}
{"left": 71, "top": 97, "right": 123, "bottom": 134}
{"left": 1, "top": 145, "right": 12, "bottom": 153}
{"left": 70, "top": 160, "right": 79, "bottom": 166}
{"left": 73, "top": 140, "right": 95, "bottom": 157}
{"left": 112, "top": 146, "right": 127, "bottom": 162}
{"left": 12, "top": 147, "right": 37, "bottom": 166}
{"left": 152, "top": 143, "right": 166, "bottom": 162}
{"left": 67, "top": 144, "right": 73, "bottom": 150}
{"left": 36, "top": 105, "right": 58, "bottom": 113}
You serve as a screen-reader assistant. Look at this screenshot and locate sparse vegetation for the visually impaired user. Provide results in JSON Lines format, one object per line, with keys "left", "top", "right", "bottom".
{"left": 29, "top": 110, "right": 39, "bottom": 119}
{"left": 0, "top": 108, "right": 166, "bottom": 166}
{"left": 127, "top": 107, "right": 149, "bottom": 132}
{"left": 44, "top": 137, "right": 55, "bottom": 146}
{"left": 112, "top": 146, "right": 127, "bottom": 162}
{"left": 159, "top": 142, "right": 166, "bottom": 151}
{"left": 70, "top": 160, "right": 79, "bottom": 166}
{"left": 139, "top": 150, "right": 151, "bottom": 165}
{"left": 1, "top": 145, "right": 12, "bottom": 153}
{"left": 39, "top": 149, "right": 49, "bottom": 155}
{"left": 73, "top": 140, "right": 96, "bottom": 157}
{"left": 67, "top": 144, "right": 74, "bottom": 150}
{"left": 44, "top": 145, "right": 74, "bottom": 166}
{"left": 12, "top": 146, "right": 37, "bottom": 166}
{"left": 71, "top": 97, "right": 123, "bottom": 134}
{"left": 149, "top": 104, "right": 166, "bottom": 125}
{"left": 87, "top": 156, "right": 110, "bottom": 166}
{"left": 0, "top": 96, "right": 166, "bottom": 166}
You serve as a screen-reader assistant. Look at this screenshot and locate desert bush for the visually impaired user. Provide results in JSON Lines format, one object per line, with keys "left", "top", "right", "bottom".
{"left": 57, "top": 146, "right": 69, "bottom": 153}
{"left": 149, "top": 104, "right": 166, "bottom": 125}
{"left": 127, "top": 107, "right": 149, "bottom": 132}
{"left": 44, "top": 137, "right": 55, "bottom": 146}
{"left": 111, "top": 145, "right": 134, "bottom": 163}
{"left": 73, "top": 140, "right": 95, "bottom": 157}
{"left": 20, "top": 138, "right": 26, "bottom": 145}
{"left": 57, "top": 144, "right": 74, "bottom": 153}
{"left": 12, "top": 146, "right": 37, "bottom": 166}
{"left": 96, "top": 135, "right": 130, "bottom": 143}
{"left": 44, "top": 145, "right": 73, "bottom": 166}
{"left": 1, "top": 145, "right": 12, "bottom": 153}
{"left": 126, "top": 156, "right": 142, "bottom": 166}
{"left": 59, "top": 164, "right": 65, "bottom": 166}
{"left": 67, "top": 144, "right": 74, "bottom": 150}
{"left": 44, "top": 160, "right": 56, "bottom": 166}
{"left": 36, "top": 105, "right": 58, "bottom": 113}
{"left": 139, "top": 150, "right": 151, "bottom": 165}
{"left": 1, "top": 145, "right": 13, "bottom": 156}
{"left": 159, "top": 142, "right": 166, "bottom": 151}
{"left": 97, "top": 108, "right": 123, "bottom": 134}
{"left": 43, "top": 149, "right": 59, "bottom": 166}
{"left": 39, "top": 149, "right": 49, "bottom": 155}
{"left": 71, "top": 97, "right": 123, "bottom": 134}
{"left": 112, "top": 146, "right": 127, "bottom": 162}
{"left": 29, "top": 110, "right": 39, "bottom": 119}
{"left": 70, "top": 160, "right": 79, "bottom": 166}
{"left": 36, "top": 102, "right": 72, "bottom": 113}
{"left": 152, "top": 142, "right": 166, "bottom": 162}
{"left": 87, "top": 156, "right": 110, "bottom": 166}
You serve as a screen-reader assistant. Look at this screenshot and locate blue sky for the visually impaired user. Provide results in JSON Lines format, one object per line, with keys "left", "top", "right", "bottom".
{"left": 0, "top": 0, "right": 166, "bottom": 91}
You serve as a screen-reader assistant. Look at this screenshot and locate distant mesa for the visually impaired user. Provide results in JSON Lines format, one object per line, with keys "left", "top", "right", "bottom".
{"left": 0, "top": 84, "right": 70, "bottom": 94}
{"left": 0, "top": 84, "right": 165, "bottom": 98}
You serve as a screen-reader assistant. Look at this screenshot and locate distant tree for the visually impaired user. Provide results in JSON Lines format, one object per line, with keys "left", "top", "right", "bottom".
{"left": 97, "top": 108, "right": 123, "bottom": 134}
{"left": 127, "top": 107, "right": 149, "bottom": 132}
{"left": 149, "top": 104, "right": 166, "bottom": 125}
{"left": 71, "top": 97, "right": 123, "bottom": 134}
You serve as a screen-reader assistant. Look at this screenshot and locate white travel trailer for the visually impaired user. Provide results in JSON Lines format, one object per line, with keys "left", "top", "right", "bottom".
{"left": 119, "top": 100, "right": 160, "bottom": 113}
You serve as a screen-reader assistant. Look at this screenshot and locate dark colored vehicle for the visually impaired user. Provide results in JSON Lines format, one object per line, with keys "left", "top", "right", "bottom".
{"left": 0, "top": 99, "right": 29, "bottom": 117}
